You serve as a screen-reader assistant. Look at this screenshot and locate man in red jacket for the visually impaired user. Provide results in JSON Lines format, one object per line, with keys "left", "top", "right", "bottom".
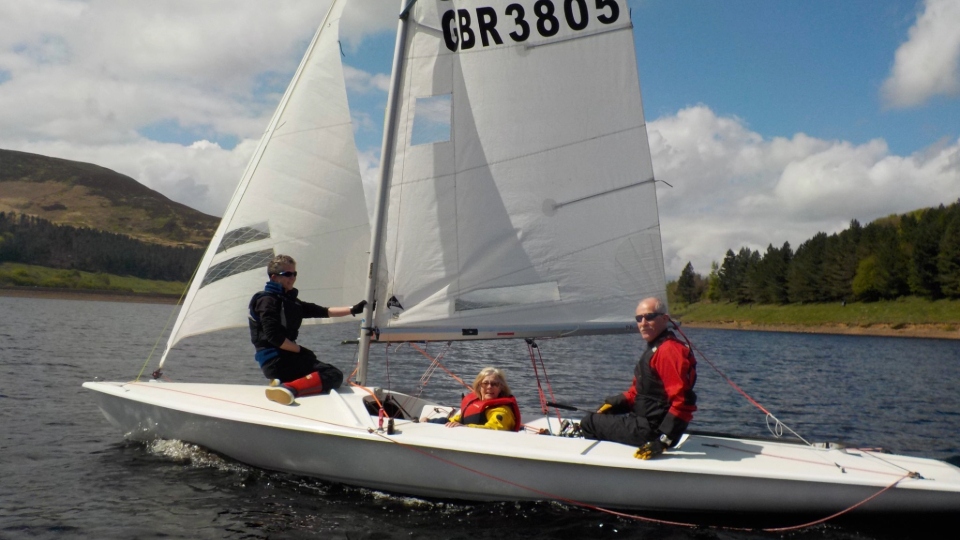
{"left": 579, "top": 297, "right": 697, "bottom": 459}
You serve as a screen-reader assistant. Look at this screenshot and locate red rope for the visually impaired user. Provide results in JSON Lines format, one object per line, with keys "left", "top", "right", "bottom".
{"left": 669, "top": 317, "right": 772, "bottom": 415}
{"left": 526, "top": 341, "right": 563, "bottom": 425}
{"left": 363, "top": 428, "right": 698, "bottom": 528}
{"left": 409, "top": 342, "right": 470, "bottom": 390}
{"left": 762, "top": 472, "right": 916, "bottom": 532}
{"left": 526, "top": 342, "right": 549, "bottom": 414}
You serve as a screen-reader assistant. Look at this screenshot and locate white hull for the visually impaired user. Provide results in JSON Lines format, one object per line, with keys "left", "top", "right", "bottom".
{"left": 83, "top": 380, "right": 960, "bottom": 515}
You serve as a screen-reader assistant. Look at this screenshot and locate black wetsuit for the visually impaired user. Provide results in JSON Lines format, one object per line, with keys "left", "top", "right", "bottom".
{"left": 248, "top": 282, "right": 343, "bottom": 390}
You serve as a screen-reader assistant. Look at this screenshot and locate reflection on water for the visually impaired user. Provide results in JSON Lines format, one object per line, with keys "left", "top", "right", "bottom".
{"left": 1, "top": 295, "right": 958, "bottom": 539}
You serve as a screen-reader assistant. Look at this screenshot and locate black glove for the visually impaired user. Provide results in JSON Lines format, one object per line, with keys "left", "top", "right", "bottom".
{"left": 634, "top": 433, "right": 672, "bottom": 460}
{"left": 350, "top": 300, "right": 367, "bottom": 316}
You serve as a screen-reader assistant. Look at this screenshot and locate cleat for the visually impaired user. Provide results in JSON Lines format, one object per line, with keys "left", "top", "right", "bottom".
{"left": 265, "top": 386, "right": 295, "bottom": 405}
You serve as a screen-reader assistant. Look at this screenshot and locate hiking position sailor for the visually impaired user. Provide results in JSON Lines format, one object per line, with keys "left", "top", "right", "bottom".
{"left": 249, "top": 254, "right": 366, "bottom": 405}
{"left": 579, "top": 297, "right": 697, "bottom": 459}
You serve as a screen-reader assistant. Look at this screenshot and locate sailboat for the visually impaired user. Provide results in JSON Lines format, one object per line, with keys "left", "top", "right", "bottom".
{"left": 84, "top": 0, "right": 960, "bottom": 518}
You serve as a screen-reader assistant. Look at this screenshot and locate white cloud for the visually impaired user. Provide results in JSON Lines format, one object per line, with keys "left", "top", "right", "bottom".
{"left": 0, "top": 1, "right": 340, "bottom": 146}
{"left": 340, "top": 0, "right": 401, "bottom": 50}
{"left": 1, "top": 137, "right": 258, "bottom": 216}
{"left": 881, "top": 0, "right": 960, "bottom": 108}
{"left": 650, "top": 106, "right": 960, "bottom": 278}
{"left": 0, "top": 0, "right": 396, "bottom": 215}
{"left": 343, "top": 65, "right": 391, "bottom": 94}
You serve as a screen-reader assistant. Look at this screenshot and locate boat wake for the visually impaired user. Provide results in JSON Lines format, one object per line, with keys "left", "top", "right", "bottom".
{"left": 145, "top": 439, "right": 251, "bottom": 474}
{"left": 140, "top": 437, "right": 566, "bottom": 517}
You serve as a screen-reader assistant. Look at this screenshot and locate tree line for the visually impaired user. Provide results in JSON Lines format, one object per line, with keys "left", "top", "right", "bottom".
{"left": 674, "top": 200, "right": 960, "bottom": 304}
{"left": 0, "top": 212, "right": 204, "bottom": 282}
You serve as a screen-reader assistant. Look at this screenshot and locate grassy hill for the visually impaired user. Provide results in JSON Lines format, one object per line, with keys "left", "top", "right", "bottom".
{"left": 0, "top": 148, "right": 218, "bottom": 248}
{"left": 0, "top": 262, "right": 186, "bottom": 297}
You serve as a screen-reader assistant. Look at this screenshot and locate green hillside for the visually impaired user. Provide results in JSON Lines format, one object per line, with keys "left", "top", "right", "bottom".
{"left": 0, "top": 149, "right": 219, "bottom": 289}
{"left": 0, "top": 148, "right": 218, "bottom": 248}
{"left": 0, "top": 262, "right": 187, "bottom": 296}
{"left": 672, "top": 297, "right": 960, "bottom": 330}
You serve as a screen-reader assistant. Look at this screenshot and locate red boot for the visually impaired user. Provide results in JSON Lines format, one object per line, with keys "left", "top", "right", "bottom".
{"left": 265, "top": 372, "right": 324, "bottom": 405}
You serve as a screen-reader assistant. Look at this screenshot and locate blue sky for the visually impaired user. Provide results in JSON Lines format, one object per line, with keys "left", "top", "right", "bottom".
{"left": 631, "top": 1, "right": 957, "bottom": 157}
{"left": 337, "top": 1, "right": 960, "bottom": 157}
{"left": 1, "top": 0, "right": 958, "bottom": 278}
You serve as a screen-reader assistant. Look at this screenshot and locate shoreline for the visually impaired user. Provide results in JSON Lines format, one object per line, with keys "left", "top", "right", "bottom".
{"left": 3, "top": 287, "right": 958, "bottom": 340}
{"left": 680, "top": 320, "right": 960, "bottom": 340}
{"left": 0, "top": 286, "right": 181, "bottom": 305}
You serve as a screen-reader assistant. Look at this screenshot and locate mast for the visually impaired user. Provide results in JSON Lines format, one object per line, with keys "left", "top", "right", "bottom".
{"left": 356, "top": 0, "right": 418, "bottom": 385}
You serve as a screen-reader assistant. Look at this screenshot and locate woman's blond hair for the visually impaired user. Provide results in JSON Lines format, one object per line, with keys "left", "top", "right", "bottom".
{"left": 470, "top": 367, "right": 512, "bottom": 398}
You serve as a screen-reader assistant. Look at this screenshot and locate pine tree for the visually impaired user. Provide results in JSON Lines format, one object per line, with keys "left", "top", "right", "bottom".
{"left": 676, "top": 262, "right": 699, "bottom": 304}
{"left": 938, "top": 213, "right": 960, "bottom": 298}
{"left": 735, "top": 248, "right": 760, "bottom": 304}
{"left": 788, "top": 233, "right": 827, "bottom": 302}
{"left": 907, "top": 207, "right": 945, "bottom": 298}
{"left": 705, "top": 261, "right": 722, "bottom": 302}
{"left": 717, "top": 249, "right": 739, "bottom": 301}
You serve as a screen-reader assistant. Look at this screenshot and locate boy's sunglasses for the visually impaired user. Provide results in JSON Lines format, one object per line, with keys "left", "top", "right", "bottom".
{"left": 276, "top": 271, "right": 298, "bottom": 277}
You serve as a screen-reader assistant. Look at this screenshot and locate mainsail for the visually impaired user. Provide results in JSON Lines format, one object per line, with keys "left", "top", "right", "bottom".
{"left": 372, "top": 0, "right": 666, "bottom": 341}
{"left": 160, "top": 0, "right": 369, "bottom": 366}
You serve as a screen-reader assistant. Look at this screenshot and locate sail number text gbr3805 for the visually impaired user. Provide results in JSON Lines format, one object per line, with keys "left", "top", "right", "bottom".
{"left": 440, "top": 0, "right": 623, "bottom": 51}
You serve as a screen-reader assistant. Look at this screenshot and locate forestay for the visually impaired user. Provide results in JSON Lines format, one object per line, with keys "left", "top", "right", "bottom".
{"left": 160, "top": 0, "right": 369, "bottom": 366}
{"left": 374, "top": 0, "right": 666, "bottom": 341}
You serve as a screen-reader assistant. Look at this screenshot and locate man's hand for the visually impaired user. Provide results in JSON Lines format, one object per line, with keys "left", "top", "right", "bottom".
{"left": 350, "top": 300, "right": 367, "bottom": 316}
{"left": 597, "top": 403, "right": 613, "bottom": 414}
{"left": 634, "top": 434, "right": 672, "bottom": 460}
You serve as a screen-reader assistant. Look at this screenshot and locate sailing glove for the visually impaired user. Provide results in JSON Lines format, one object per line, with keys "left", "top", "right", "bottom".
{"left": 634, "top": 433, "right": 672, "bottom": 460}
{"left": 600, "top": 393, "right": 629, "bottom": 414}
{"left": 350, "top": 300, "right": 367, "bottom": 316}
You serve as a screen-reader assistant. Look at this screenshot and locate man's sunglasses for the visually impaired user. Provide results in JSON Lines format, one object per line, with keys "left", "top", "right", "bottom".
{"left": 635, "top": 312, "right": 663, "bottom": 322}
{"left": 276, "top": 271, "right": 298, "bottom": 277}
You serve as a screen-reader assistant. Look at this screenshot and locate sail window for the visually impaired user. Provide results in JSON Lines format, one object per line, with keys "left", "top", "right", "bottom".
{"left": 410, "top": 94, "right": 451, "bottom": 145}
{"left": 455, "top": 282, "right": 561, "bottom": 311}
{"left": 216, "top": 223, "right": 271, "bottom": 253}
{"left": 201, "top": 249, "right": 275, "bottom": 287}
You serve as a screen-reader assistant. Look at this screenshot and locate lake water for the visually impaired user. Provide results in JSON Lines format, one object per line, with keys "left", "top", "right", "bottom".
{"left": 1, "top": 295, "right": 958, "bottom": 539}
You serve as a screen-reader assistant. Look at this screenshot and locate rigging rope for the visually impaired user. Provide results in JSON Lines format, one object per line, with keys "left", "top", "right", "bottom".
{"left": 668, "top": 316, "right": 814, "bottom": 447}
{"left": 409, "top": 342, "right": 470, "bottom": 390}
{"left": 525, "top": 339, "right": 563, "bottom": 427}
{"left": 136, "top": 261, "right": 203, "bottom": 382}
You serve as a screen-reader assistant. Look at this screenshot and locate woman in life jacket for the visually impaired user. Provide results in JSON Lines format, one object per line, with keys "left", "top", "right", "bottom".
{"left": 447, "top": 367, "right": 522, "bottom": 431}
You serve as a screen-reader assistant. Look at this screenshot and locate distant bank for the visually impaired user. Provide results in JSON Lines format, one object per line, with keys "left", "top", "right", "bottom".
{"left": 0, "top": 286, "right": 181, "bottom": 305}
{"left": 673, "top": 297, "right": 960, "bottom": 341}
{"left": 5, "top": 286, "right": 958, "bottom": 341}
{"left": 679, "top": 320, "right": 959, "bottom": 340}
